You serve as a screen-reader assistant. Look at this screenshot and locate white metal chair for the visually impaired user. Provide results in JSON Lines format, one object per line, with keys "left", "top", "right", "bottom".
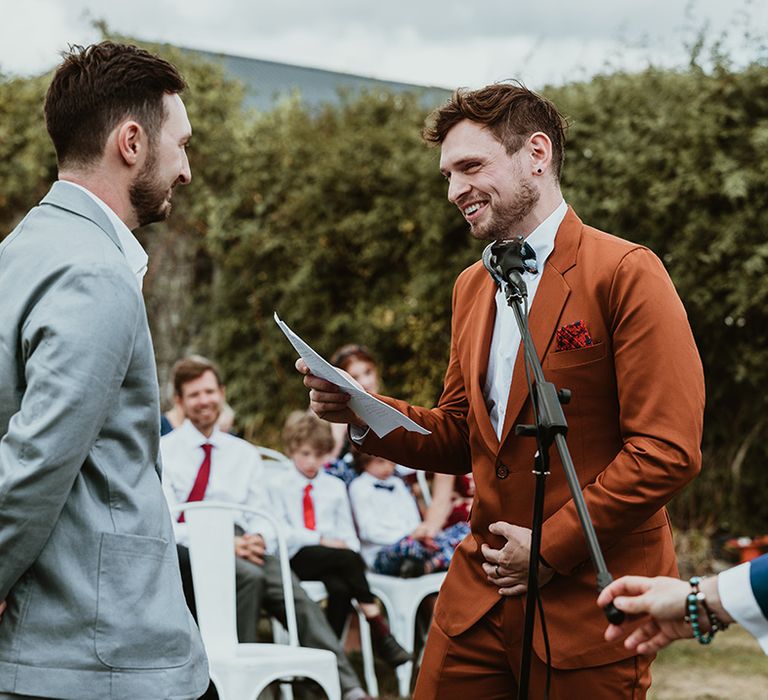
{"left": 255, "top": 445, "right": 294, "bottom": 475}
{"left": 366, "top": 571, "right": 447, "bottom": 697}
{"left": 173, "top": 501, "right": 341, "bottom": 700}
{"left": 255, "top": 445, "right": 293, "bottom": 465}
{"left": 415, "top": 470, "right": 432, "bottom": 507}
{"left": 272, "top": 581, "right": 379, "bottom": 697}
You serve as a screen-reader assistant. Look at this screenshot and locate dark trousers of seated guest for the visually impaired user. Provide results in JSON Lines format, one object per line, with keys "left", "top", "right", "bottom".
{"left": 290, "top": 545, "right": 411, "bottom": 667}
{"left": 290, "top": 545, "right": 375, "bottom": 637}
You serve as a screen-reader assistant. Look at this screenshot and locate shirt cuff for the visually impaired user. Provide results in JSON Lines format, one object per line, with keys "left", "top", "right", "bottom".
{"left": 719, "top": 562, "right": 768, "bottom": 654}
{"left": 349, "top": 424, "right": 370, "bottom": 445}
{"left": 173, "top": 522, "right": 189, "bottom": 548}
{"left": 298, "top": 529, "right": 322, "bottom": 547}
{"left": 286, "top": 530, "right": 321, "bottom": 558}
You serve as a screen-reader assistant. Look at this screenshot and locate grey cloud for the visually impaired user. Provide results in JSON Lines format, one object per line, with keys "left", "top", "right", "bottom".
{"left": 202, "top": 0, "right": 753, "bottom": 43}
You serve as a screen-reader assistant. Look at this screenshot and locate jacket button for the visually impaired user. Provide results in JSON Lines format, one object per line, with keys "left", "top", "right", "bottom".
{"left": 496, "top": 463, "right": 509, "bottom": 479}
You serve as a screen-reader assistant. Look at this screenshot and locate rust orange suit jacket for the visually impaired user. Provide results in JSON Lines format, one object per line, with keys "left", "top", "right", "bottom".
{"left": 362, "top": 207, "right": 705, "bottom": 669}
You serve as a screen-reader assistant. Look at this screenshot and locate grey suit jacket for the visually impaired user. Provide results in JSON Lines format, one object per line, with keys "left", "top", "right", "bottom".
{"left": 0, "top": 183, "right": 208, "bottom": 700}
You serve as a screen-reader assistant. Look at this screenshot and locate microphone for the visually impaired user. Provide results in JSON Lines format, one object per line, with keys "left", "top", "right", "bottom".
{"left": 481, "top": 242, "right": 505, "bottom": 287}
{"left": 482, "top": 236, "right": 528, "bottom": 298}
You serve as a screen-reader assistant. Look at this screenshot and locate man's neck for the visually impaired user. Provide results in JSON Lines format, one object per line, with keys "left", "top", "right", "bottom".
{"left": 518, "top": 185, "right": 564, "bottom": 238}
{"left": 186, "top": 419, "right": 215, "bottom": 440}
{"left": 59, "top": 170, "right": 138, "bottom": 230}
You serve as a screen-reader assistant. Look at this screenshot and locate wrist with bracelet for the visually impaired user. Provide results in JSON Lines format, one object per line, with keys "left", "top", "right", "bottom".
{"left": 684, "top": 575, "right": 729, "bottom": 645}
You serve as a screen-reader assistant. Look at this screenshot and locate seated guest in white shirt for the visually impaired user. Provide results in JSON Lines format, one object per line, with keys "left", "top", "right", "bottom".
{"left": 598, "top": 554, "right": 768, "bottom": 654}
{"left": 349, "top": 451, "right": 469, "bottom": 578}
{"left": 160, "top": 356, "right": 373, "bottom": 700}
{"left": 272, "top": 411, "right": 410, "bottom": 667}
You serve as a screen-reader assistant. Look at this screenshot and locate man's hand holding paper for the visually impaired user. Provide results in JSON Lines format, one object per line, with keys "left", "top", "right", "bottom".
{"left": 295, "top": 356, "right": 367, "bottom": 427}
{"left": 275, "top": 312, "right": 429, "bottom": 438}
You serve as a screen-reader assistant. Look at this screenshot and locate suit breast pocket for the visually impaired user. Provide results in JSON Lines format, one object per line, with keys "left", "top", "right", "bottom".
{"left": 94, "top": 532, "right": 191, "bottom": 669}
{"left": 545, "top": 342, "right": 607, "bottom": 370}
{"left": 544, "top": 342, "right": 616, "bottom": 399}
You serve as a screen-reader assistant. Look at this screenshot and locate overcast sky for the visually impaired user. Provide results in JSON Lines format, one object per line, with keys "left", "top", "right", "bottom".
{"left": 0, "top": 0, "right": 765, "bottom": 88}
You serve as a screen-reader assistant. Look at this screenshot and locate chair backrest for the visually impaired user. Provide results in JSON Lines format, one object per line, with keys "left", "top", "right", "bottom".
{"left": 416, "top": 470, "right": 432, "bottom": 507}
{"left": 256, "top": 445, "right": 293, "bottom": 468}
{"left": 172, "top": 501, "right": 299, "bottom": 655}
{"left": 256, "top": 446, "right": 294, "bottom": 483}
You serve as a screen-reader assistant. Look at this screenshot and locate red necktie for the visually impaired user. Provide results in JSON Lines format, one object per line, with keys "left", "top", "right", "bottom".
{"left": 178, "top": 443, "right": 213, "bottom": 522}
{"left": 303, "top": 483, "right": 316, "bottom": 530}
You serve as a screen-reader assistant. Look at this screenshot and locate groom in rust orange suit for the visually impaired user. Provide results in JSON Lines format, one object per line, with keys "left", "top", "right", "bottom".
{"left": 298, "top": 83, "right": 704, "bottom": 699}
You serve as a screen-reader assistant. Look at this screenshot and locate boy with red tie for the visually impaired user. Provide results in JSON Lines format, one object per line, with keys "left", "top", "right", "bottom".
{"left": 271, "top": 410, "right": 410, "bottom": 667}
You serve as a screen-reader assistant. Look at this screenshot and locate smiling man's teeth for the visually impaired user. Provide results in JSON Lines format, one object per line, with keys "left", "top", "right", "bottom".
{"left": 464, "top": 203, "right": 482, "bottom": 215}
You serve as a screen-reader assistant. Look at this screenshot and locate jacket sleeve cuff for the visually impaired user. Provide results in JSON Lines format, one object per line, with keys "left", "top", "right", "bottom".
{"left": 349, "top": 424, "right": 370, "bottom": 445}
{"left": 719, "top": 561, "right": 768, "bottom": 654}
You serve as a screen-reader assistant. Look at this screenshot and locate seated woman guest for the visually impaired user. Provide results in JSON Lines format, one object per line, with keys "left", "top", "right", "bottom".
{"left": 323, "top": 344, "right": 382, "bottom": 483}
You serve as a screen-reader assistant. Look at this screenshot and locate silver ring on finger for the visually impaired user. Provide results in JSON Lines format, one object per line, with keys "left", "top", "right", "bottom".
{"left": 495, "top": 564, "right": 501, "bottom": 577}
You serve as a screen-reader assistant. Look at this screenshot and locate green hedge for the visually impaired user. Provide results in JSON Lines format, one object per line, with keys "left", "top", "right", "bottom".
{"left": 2, "top": 44, "right": 767, "bottom": 533}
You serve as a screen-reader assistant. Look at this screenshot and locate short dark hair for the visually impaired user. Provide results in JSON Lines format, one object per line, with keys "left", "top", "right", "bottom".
{"left": 422, "top": 81, "right": 567, "bottom": 179}
{"left": 44, "top": 41, "right": 186, "bottom": 168}
{"left": 282, "top": 410, "right": 335, "bottom": 456}
{"left": 172, "top": 355, "right": 223, "bottom": 397}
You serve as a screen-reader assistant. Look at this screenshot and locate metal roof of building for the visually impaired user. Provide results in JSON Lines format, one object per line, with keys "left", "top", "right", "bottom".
{"left": 183, "top": 48, "right": 451, "bottom": 110}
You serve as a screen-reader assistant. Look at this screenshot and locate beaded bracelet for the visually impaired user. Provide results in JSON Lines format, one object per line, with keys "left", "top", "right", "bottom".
{"left": 684, "top": 576, "right": 728, "bottom": 645}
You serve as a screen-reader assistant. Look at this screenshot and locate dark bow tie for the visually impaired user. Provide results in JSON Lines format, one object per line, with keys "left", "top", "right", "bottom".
{"left": 519, "top": 241, "right": 538, "bottom": 275}
{"left": 374, "top": 482, "right": 395, "bottom": 491}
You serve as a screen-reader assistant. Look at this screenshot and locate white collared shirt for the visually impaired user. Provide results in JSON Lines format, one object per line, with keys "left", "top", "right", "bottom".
{"left": 348, "top": 471, "right": 422, "bottom": 567}
{"left": 160, "top": 419, "right": 276, "bottom": 551}
{"left": 484, "top": 199, "right": 568, "bottom": 438}
{"left": 270, "top": 467, "right": 360, "bottom": 558}
{"left": 59, "top": 180, "right": 149, "bottom": 288}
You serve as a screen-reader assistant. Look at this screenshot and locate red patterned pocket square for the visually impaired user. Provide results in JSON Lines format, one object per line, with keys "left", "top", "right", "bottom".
{"left": 555, "top": 320, "right": 593, "bottom": 352}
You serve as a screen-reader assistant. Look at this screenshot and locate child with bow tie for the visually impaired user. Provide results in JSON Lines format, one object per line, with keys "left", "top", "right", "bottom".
{"left": 349, "top": 450, "right": 470, "bottom": 578}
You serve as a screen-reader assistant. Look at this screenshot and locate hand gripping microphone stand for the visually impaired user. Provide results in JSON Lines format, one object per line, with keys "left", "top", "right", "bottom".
{"left": 482, "top": 239, "right": 624, "bottom": 700}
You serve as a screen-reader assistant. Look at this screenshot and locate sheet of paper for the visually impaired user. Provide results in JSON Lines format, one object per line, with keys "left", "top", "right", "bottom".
{"left": 274, "top": 312, "right": 431, "bottom": 438}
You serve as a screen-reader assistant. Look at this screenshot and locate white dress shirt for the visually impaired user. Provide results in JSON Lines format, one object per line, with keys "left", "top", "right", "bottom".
{"left": 160, "top": 419, "right": 276, "bottom": 551}
{"left": 270, "top": 467, "right": 360, "bottom": 558}
{"left": 349, "top": 472, "right": 422, "bottom": 568}
{"left": 718, "top": 561, "right": 768, "bottom": 653}
{"left": 484, "top": 199, "right": 568, "bottom": 438}
{"left": 348, "top": 200, "right": 568, "bottom": 447}
{"left": 59, "top": 180, "right": 149, "bottom": 288}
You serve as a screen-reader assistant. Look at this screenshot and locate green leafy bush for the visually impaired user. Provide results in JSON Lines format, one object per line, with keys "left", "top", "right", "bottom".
{"left": 2, "top": 42, "right": 767, "bottom": 532}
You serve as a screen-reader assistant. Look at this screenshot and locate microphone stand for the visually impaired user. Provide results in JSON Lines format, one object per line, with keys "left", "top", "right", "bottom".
{"left": 498, "top": 274, "right": 624, "bottom": 700}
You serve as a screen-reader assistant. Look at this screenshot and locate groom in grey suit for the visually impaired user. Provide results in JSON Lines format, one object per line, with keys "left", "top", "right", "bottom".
{"left": 0, "top": 43, "right": 208, "bottom": 699}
